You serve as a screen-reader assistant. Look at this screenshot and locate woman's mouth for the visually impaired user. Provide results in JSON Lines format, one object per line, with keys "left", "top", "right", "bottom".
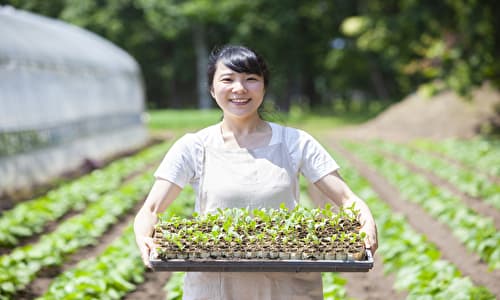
{"left": 230, "top": 98, "right": 250, "bottom": 104}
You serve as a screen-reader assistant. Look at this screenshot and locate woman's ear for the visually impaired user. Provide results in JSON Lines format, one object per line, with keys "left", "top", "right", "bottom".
{"left": 210, "top": 87, "right": 215, "bottom": 99}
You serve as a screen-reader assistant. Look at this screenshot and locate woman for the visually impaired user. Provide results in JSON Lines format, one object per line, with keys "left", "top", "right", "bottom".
{"left": 134, "top": 45, "right": 378, "bottom": 300}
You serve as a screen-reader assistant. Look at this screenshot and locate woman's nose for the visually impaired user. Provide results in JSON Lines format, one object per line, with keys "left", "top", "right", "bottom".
{"left": 232, "top": 80, "right": 247, "bottom": 93}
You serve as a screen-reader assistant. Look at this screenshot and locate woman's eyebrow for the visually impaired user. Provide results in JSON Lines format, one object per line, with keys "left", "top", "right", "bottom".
{"left": 219, "top": 72, "right": 235, "bottom": 77}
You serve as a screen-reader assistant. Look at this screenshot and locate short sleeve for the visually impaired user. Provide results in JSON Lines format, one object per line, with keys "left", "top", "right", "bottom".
{"left": 153, "top": 133, "right": 201, "bottom": 188}
{"left": 287, "top": 128, "right": 339, "bottom": 183}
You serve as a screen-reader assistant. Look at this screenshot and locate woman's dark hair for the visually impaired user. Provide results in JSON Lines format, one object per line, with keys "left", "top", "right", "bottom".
{"left": 207, "top": 45, "right": 269, "bottom": 89}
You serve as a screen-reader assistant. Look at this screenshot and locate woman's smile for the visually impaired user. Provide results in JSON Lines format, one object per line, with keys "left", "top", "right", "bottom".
{"left": 229, "top": 97, "right": 251, "bottom": 104}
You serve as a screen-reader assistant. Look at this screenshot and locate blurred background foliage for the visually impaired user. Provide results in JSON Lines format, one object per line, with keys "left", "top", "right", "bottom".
{"left": 3, "top": 0, "right": 499, "bottom": 112}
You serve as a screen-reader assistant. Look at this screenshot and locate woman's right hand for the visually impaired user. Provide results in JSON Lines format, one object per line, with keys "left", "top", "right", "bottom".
{"left": 133, "top": 179, "right": 182, "bottom": 268}
{"left": 137, "top": 235, "right": 157, "bottom": 269}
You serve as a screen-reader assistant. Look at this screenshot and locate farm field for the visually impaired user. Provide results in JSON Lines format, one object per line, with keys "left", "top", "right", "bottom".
{"left": 0, "top": 110, "right": 499, "bottom": 300}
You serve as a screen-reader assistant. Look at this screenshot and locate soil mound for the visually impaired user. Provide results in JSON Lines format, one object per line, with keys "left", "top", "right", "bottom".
{"left": 334, "top": 82, "right": 500, "bottom": 142}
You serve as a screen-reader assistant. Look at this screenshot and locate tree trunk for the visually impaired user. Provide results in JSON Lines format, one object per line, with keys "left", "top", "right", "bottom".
{"left": 369, "top": 57, "right": 389, "bottom": 101}
{"left": 305, "top": 75, "right": 321, "bottom": 109}
{"left": 193, "top": 23, "right": 211, "bottom": 109}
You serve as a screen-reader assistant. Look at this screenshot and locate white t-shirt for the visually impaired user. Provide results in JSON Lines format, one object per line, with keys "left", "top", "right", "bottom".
{"left": 154, "top": 122, "right": 339, "bottom": 199}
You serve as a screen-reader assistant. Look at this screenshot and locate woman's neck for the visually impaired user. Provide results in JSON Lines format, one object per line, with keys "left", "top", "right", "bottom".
{"left": 220, "top": 115, "right": 266, "bottom": 135}
{"left": 220, "top": 116, "right": 271, "bottom": 148}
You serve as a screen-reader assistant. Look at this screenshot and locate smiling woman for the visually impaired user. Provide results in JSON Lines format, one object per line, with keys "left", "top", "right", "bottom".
{"left": 134, "top": 44, "right": 378, "bottom": 300}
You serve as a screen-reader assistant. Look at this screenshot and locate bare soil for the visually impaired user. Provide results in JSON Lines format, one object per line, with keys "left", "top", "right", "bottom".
{"left": 333, "top": 82, "right": 500, "bottom": 142}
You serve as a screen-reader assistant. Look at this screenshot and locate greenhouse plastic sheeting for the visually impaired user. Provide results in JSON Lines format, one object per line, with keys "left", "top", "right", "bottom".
{"left": 0, "top": 6, "right": 149, "bottom": 197}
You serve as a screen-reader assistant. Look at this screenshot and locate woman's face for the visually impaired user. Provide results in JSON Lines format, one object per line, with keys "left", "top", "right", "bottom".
{"left": 210, "top": 61, "right": 265, "bottom": 119}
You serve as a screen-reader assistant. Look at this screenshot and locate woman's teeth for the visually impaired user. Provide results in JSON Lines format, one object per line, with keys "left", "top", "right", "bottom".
{"left": 230, "top": 98, "right": 249, "bottom": 103}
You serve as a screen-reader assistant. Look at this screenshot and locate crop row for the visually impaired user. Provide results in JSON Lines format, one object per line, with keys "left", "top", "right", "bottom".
{"left": 411, "top": 138, "right": 500, "bottom": 178}
{"left": 0, "top": 140, "right": 173, "bottom": 247}
{"left": 36, "top": 185, "right": 197, "bottom": 300}
{"left": 36, "top": 226, "right": 144, "bottom": 300}
{"left": 342, "top": 141, "right": 500, "bottom": 270}
{"left": 375, "top": 140, "right": 499, "bottom": 209}
{"left": 0, "top": 170, "right": 154, "bottom": 299}
{"left": 329, "top": 147, "right": 495, "bottom": 298}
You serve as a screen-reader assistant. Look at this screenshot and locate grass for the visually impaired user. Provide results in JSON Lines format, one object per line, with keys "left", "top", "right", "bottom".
{"left": 146, "top": 102, "right": 387, "bottom": 134}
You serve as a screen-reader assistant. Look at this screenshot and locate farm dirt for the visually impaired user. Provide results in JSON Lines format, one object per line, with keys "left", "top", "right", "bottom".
{"left": 332, "top": 82, "right": 500, "bottom": 142}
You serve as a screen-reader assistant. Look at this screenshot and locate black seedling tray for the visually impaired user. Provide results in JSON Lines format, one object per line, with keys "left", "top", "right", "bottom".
{"left": 150, "top": 249, "right": 373, "bottom": 272}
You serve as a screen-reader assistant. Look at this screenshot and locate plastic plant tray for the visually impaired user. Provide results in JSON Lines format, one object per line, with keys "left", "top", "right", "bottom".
{"left": 150, "top": 249, "right": 373, "bottom": 272}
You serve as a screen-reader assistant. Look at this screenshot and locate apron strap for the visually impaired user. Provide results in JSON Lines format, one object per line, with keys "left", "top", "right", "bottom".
{"left": 195, "top": 134, "right": 206, "bottom": 213}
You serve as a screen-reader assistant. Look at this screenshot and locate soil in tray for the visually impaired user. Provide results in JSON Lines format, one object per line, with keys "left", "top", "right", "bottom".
{"left": 152, "top": 204, "right": 367, "bottom": 262}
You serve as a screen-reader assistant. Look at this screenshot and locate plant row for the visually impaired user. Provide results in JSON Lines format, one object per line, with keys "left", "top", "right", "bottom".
{"left": 329, "top": 146, "right": 495, "bottom": 299}
{"left": 0, "top": 171, "right": 153, "bottom": 299}
{"left": 0, "top": 140, "right": 173, "bottom": 247}
{"left": 35, "top": 226, "right": 144, "bottom": 300}
{"left": 411, "top": 138, "right": 500, "bottom": 178}
{"left": 375, "top": 140, "right": 499, "bottom": 209}
{"left": 342, "top": 141, "right": 500, "bottom": 270}
{"left": 154, "top": 204, "right": 366, "bottom": 261}
{"left": 36, "top": 185, "right": 197, "bottom": 300}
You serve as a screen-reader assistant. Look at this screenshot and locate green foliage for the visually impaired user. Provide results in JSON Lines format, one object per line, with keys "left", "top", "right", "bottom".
{"left": 146, "top": 109, "right": 222, "bottom": 132}
{"left": 328, "top": 147, "right": 495, "bottom": 299}
{"left": 0, "top": 141, "right": 173, "bottom": 247}
{"left": 377, "top": 140, "right": 500, "bottom": 208}
{"left": 165, "top": 272, "right": 186, "bottom": 300}
{"left": 4, "top": 0, "right": 499, "bottom": 108}
{"left": 341, "top": 0, "right": 500, "bottom": 98}
{"left": 36, "top": 176, "right": 196, "bottom": 300}
{"left": 0, "top": 171, "right": 155, "bottom": 297}
{"left": 411, "top": 138, "right": 500, "bottom": 177}
{"left": 343, "top": 140, "right": 500, "bottom": 270}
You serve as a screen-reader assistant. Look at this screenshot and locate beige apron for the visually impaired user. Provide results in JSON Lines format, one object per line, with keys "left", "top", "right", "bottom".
{"left": 182, "top": 126, "right": 323, "bottom": 300}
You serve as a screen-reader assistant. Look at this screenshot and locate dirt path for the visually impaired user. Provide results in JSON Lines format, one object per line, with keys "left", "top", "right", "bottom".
{"left": 329, "top": 139, "right": 500, "bottom": 298}
{"left": 123, "top": 270, "right": 172, "bottom": 300}
{"left": 340, "top": 253, "right": 405, "bottom": 300}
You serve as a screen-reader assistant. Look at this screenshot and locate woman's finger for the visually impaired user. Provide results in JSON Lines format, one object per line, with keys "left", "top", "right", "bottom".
{"left": 138, "top": 237, "right": 154, "bottom": 268}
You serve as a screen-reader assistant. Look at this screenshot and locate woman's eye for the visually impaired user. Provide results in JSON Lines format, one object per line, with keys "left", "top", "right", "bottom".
{"left": 221, "top": 78, "right": 232, "bottom": 82}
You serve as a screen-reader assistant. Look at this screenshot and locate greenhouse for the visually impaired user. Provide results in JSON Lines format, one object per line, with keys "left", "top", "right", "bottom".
{"left": 0, "top": 6, "right": 148, "bottom": 198}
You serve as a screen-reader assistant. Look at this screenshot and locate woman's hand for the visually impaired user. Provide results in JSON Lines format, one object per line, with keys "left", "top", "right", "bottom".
{"left": 134, "top": 179, "right": 182, "bottom": 268}
{"left": 359, "top": 215, "right": 378, "bottom": 254}
{"left": 314, "top": 171, "right": 379, "bottom": 254}
{"left": 136, "top": 235, "right": 157, "bottom": 268}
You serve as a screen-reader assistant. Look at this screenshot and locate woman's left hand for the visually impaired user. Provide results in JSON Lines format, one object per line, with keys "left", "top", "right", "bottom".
{"left": 360, "top": 217, "right": 378, "bottom": 254}
{"left": 314, "top": 171, "right": 378, "bottom": 254}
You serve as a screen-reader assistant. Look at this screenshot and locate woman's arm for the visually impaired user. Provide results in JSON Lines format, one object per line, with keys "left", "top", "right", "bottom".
{"left": 134, "top": 179, "right": 182, "bottom": 267}
{"left": 314, "top": 170, "right": 378, "bottom": 253}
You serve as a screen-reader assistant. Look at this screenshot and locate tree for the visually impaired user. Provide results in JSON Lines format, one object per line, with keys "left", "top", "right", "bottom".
{"left": 340, "top": 0, "right": 500, "bottom": 98}
{"left": 136, "top": 0, "right": 256, "bottom": 109}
